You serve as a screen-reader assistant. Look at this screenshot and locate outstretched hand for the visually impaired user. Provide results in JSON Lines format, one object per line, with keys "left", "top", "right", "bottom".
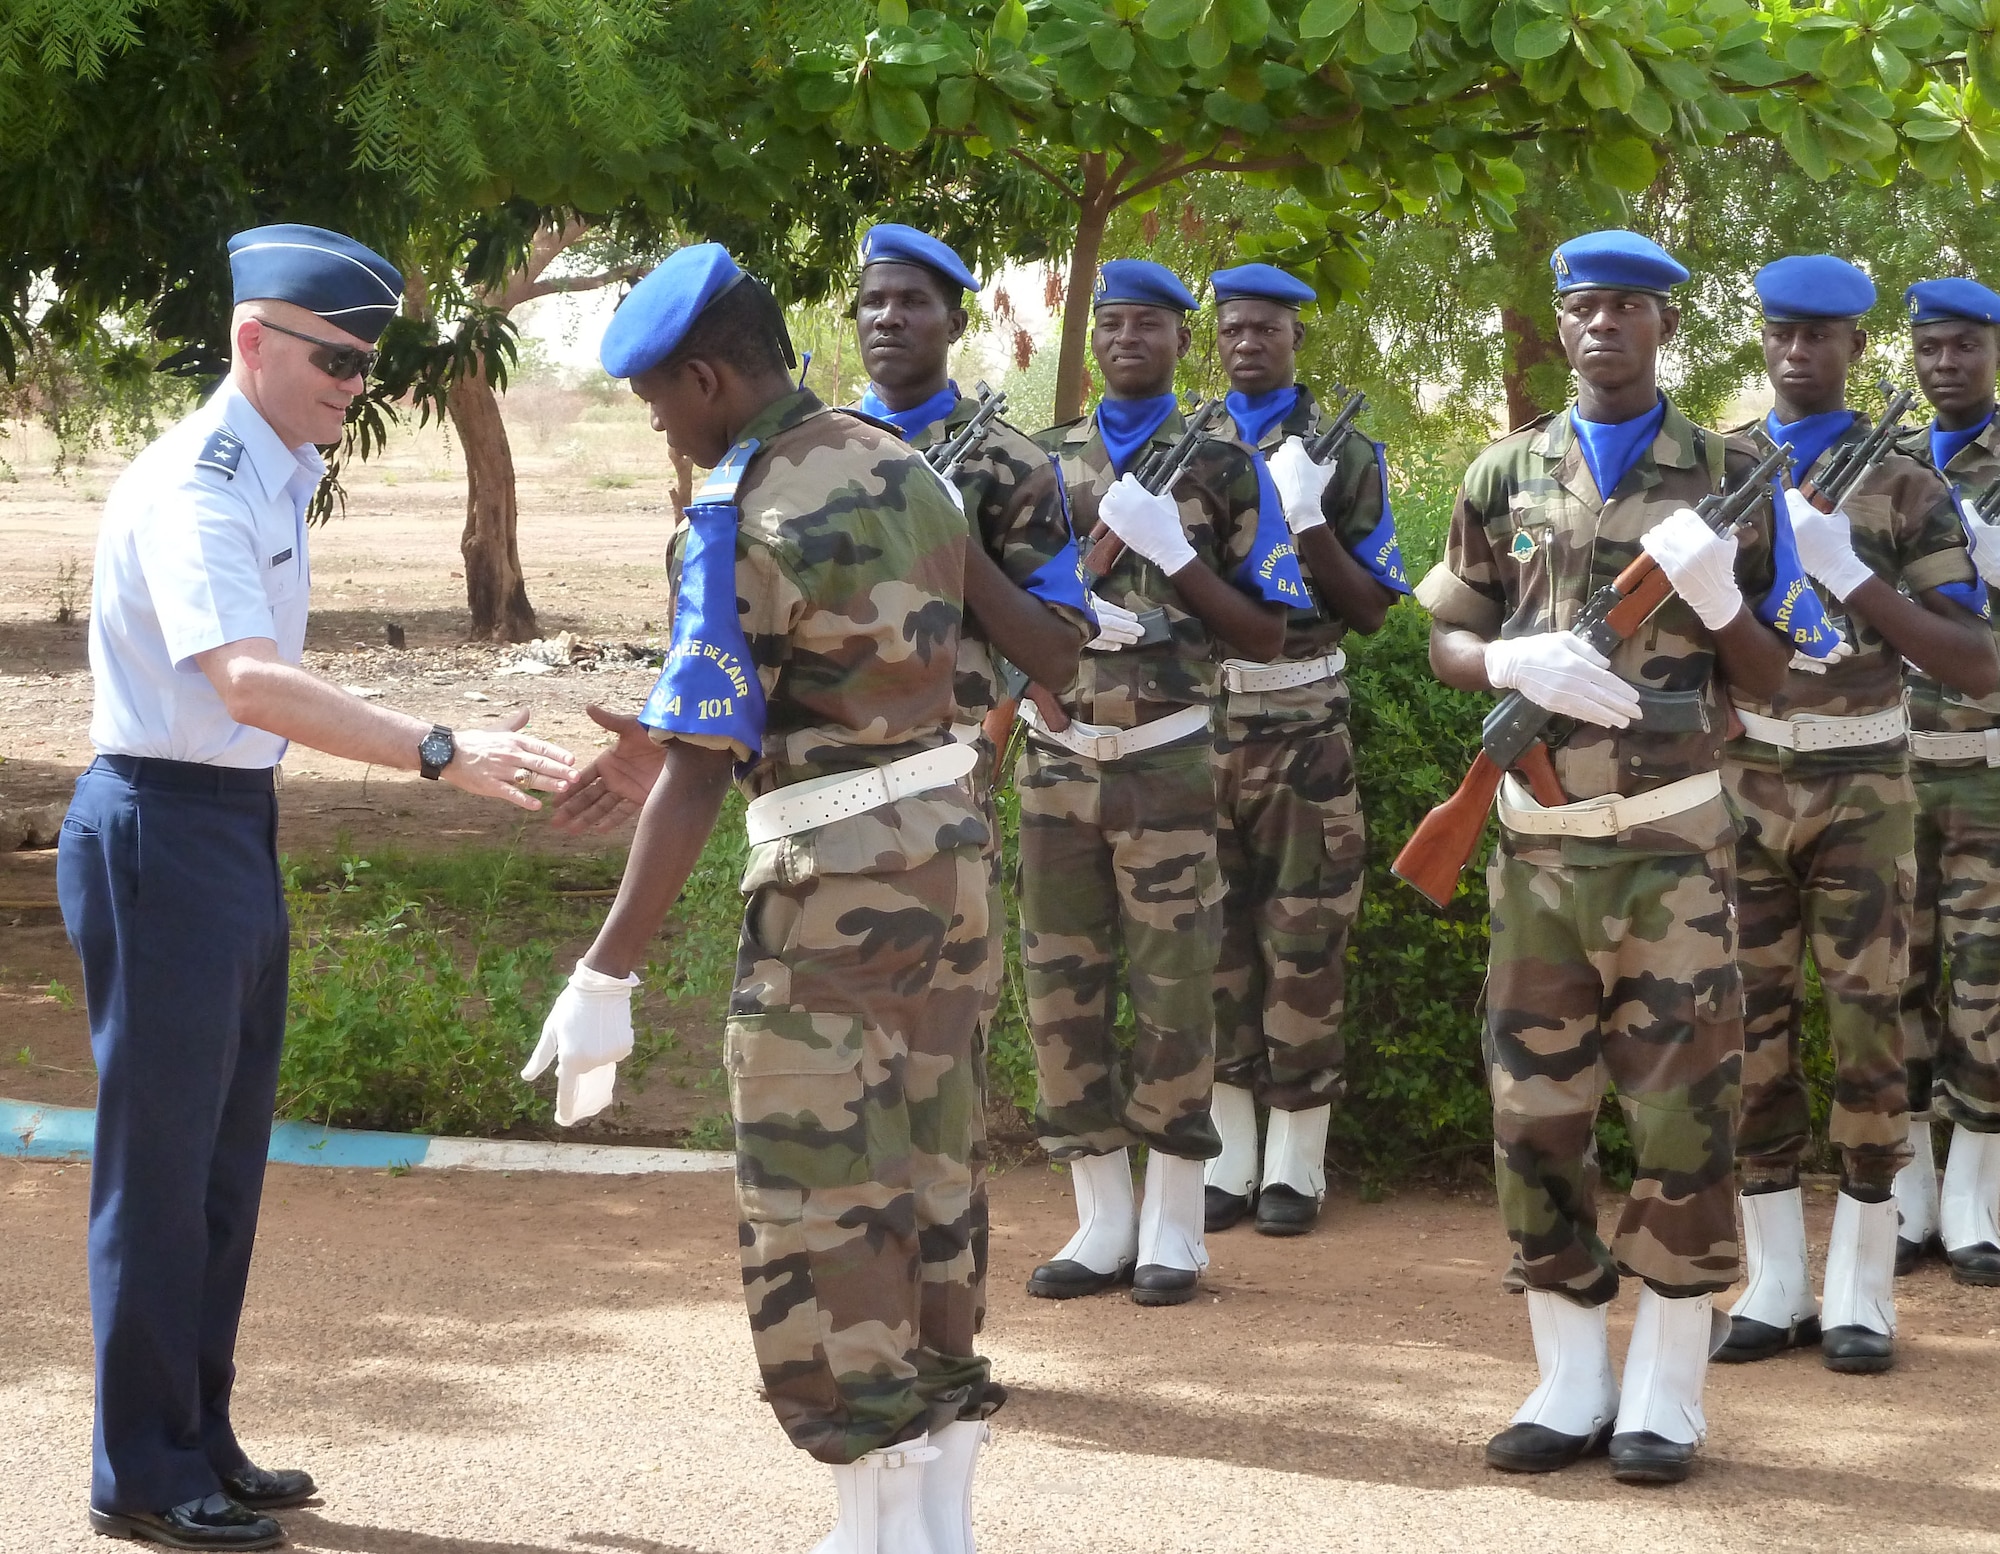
{"left": 442, "top": 708, "right": 576, "bottom": 811}
{"left": 550, "top": 704, "right": 669, "bottom": 833}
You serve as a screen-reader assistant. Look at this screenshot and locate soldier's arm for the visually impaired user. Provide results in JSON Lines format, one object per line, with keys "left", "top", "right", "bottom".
{"left": 1430, "top": 625, "right": 1499, "bottom": 692}
{"left": 1845, "top": 475, "right": 2000, "bottom": 696}
{"left": 1421, "top": 479, "right": 1505, "bottom": 692}
{"left": 1301, "top": 454, "right": 1395, "bottom": 634}
{"left": 1171, "top": 560, "right": 1286, "bottom": 660}
{"left": 964, "top": 547, "right": 1081, "bottom": 689}
{"left": 1709, "top": 608, "right": 1791, "bottom": 699}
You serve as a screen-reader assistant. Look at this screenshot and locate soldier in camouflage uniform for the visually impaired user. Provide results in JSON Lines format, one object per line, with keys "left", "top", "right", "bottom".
{"left": 1198, "top": 264, "right": 1407, "bottom": 1239}
{"left": 1893, "top": 276, "right": 2000, "bottom": 1288}
{"left": 1714, "top": 257, "right": 1993, "bottom": 1380}
{"left": 1419, "top": 231, "right": 1792, "bottom": 1484}
{"left": 554, "top": 244, "right": 995, "bottom": 1554}
{"left": 1019, "top": 258, "right": 1304, "bottom": 1308}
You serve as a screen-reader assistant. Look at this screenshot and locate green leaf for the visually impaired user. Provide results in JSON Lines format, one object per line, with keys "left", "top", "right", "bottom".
{"left": 1219, "top": 0, "right": 1274, "bottom": 44}
{"left": 1055, "top": 48, "right": 1117, "bottom": 98}
{"left": 1363, "top": 0, "right": 1419, "bottom": 54}
{"left": 1189, "top": 8, "right": 1233, "bottom": 65}
{"left": 993, "top": 0, "right": 1031, "bottom": 46}
{"left": 936, "top": 74, "right": 975, "bottom": 128}
{"left": 791, "top": 70, "right": 853, "bottom": 114}
{"left": 1588, "top": 132, "right": 1656, "bottom": 189}
{"left": 1715, "top": 45, "right": 1793, "bottom": 86}
{"left": 1432, "top": 151, "right": 1464, "bottom": 192}
{"left": 1645, "top": 55, "right": 1708, "bottom": 101}
{"left": 988, "top": 66, "right": 1051, "bottom": 103}
{"left": 1481, "top": 153, "right": 1528, "bottom": 194}
{"left": 1088, "top": 21, "right": 1137, "bottom": 68}
{"left": 973, "top": 84, "right": 1021, "bottom": 144}
{"left": 1900, "top": 113, "right": 1964, "bottom": 142}
{"left": 877, "top": 0, "right": 910, "bottom": 26}
{"left": 1934, "top": 0, "right": 1984, "bottom": 27}
{"left": 1142, "top": 0, "right": 1210, "bottom": 37}
{"left": 1299, "top": 0, "right": 1360, "bottom": 37}
{"left": 1626, "top": 82, "right": 1673, "bottom": 135}
{"left": 1203, "top": 86, "right": 1275, "bottom": 129}
{"left": 1782, "top": 112, "right": 1834, "bottom": 178}
{"left": 867, "top": 81, "right": 930, "bottom": 149}
{"left": 1870, "top": 39, "right": 1910, "bottom": 90}
{"left": 1512, "top": 16, "right": 1570, "bottom": 57}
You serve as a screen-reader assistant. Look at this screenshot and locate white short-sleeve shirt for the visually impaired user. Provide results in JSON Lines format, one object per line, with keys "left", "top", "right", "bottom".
{"left": 87, "top": 378, "right": 325, "bottom": 768}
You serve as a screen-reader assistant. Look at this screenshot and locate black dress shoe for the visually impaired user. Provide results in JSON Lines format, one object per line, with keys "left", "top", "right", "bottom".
{"left": 1026, "top": 1257, "right": 1131, "bottom": 1299}
{"left": 1947, "top": 1242, "right": 2000, "bottom": 1286}
{"left": 1254, "top": 1183, "right": 1320, "bottom": 1237}
{"left": 219, "top": 1466, "right": 316, "bottom": 1511}
{"left": 1484, "top": 1420, "right": 1611, "bottom": 1473}
{"left": 1609, "top": 1431, "right": 1696, "bottom": 1484}
{"left": 1205, "top": 1185, "right": 1253, "bottom": 1233}
{"left": 1822, "top": 1325, "right": 1894, "bottom": 1373}
{"left": 1129, "top": 1264, "right": 1199, "bottom": 1306}
{"left": 1714, "top": 1312, "right": 1820, "bottom": 1363}
{"left": 89, "top": 1494, "right": 281, "bottom": 1550}
{"left": 1896, "top": 1233, "right": 1941, "bottom": 1277}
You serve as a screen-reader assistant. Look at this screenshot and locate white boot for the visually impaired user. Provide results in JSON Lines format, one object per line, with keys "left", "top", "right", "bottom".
{"left": 1026, "top": 1149, "right": 1137, "bottom": 1299}
{"left": 1255, "top": 1104, "right": 1331, "bottom": 1236}
{"left": 1939, "top": 1126, "right": 2000, "bottom": 1285}
{"left": 1892, "top": 1114, "right": 1940, "bottom": 1273}
{"left": 1609, "top": 1287, "right": 1722, "bottom": 1483}
{"left": 1132, "top": 1150, "right": 1208, "bottom": 1306}
{"left": 1718, "top": 1188, "right": 1819, "bottom": 1362}
{"left": 1203, "top": 1083, "right": 1259, "bottom": 1230}
{"left": 810, "top": 1435, "right": 939, "bottom": 1554}
{"left": 1820, "top": 1191, "right": 1896, "bottom": 1372}
{"left": 1484, "top": 1289, "right": 1618, "bottom": 1472}
{"left": 921, "top": 1419, "right": 987, "bottom": 1554}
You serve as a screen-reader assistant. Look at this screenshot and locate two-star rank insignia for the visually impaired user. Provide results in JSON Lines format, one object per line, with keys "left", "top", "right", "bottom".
{"left": 196, "top": 427, "right": 246, "bottom": 479}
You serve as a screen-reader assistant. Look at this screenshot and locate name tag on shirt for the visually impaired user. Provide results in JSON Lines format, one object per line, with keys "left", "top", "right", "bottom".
{"left": 270, "top": 548, "right": 293, "bottom": 567}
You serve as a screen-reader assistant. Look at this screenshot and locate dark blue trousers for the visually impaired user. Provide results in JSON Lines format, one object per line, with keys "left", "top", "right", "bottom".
{"left": 57, "top": 756, "right": 289, "bottom": 1514}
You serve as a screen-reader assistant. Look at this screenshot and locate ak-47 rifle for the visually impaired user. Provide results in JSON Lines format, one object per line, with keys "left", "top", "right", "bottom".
{"left": 1796, "top": 382, "right": 1918, "bottom": 512}
{"left": 1391, "top": 436, "right": 1795, "bottom": 908}
{"left": 1306, "top": 387, "right": 1368, "bottom": 464}
{"left": 1975, "top": 477, "right": 2000, "bottom": 525}
{"left": 928, "top": 381, "right": 1008, "bottom": 481}
{"left": 1083, "top": 398, "right": 1227, "bottom": 578}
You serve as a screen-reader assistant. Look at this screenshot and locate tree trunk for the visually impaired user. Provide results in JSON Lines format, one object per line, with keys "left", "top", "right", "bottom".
{"left": 447, "top": 363, "right": 539, "bottom": 643}
{"left": 1053, "top": 155, "right": 1112, "bottom": 425}
{"left": 1500, "top": 305, "right": 1565, "bottom": 432}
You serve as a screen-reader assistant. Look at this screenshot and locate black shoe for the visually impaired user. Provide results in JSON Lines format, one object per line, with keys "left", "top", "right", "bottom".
{"left": 89, "top": 1494, "right": 282, "bottom": 1550}
{"left": 1822, "top": 1325, "right": 1895, "bottom": 1373}
{"left": 1026, "top": 1257, "right": 1131, "bottom": 1299}
{"left": 1484, "top": 1420, "right": 1612, "bottom": 1473}
{"left": 1129, "top": 1264, "right": 1199, "bottom": 1306}
{"left": 1609, "top": 1431, "right": 1696, "bottom": 1484}
{"left": 1947, "top": 1242, "right": 2000, "bottom": 1287}
{"left": 218, "top": 1467, "right": 316, "bottom": 1512}
{"left": 1714, "top": 1312, "right": 1821, "bottom": 1364}
{"left": 1896, "top": 1233, "right": 1941, "bottom": 1277}
{"left": 1253, "top": 1183, "right": 1320, "bottom": 1237}
{"left": 1205, "top": 1185, "right": 1253, "bottom": 1233}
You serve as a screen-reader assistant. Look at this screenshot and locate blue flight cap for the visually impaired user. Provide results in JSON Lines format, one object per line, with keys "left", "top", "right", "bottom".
{"left": 1211, "top": 263, "right": 1317, "bottom": 308}
{"left": 1756, "top": 255, "right": 1876, "bottom": 321}
{"left": 1907, "top": 278, "right": 2000, "bottom": 327}
{"left": 1549, "top": 230, "right": 1688, "bottom": 297}
{"left": 860, "top": 223, "right": 981, "bottom": 296}
{"left": 600, "top": 243, "right": 748, "bottom": 379}
{"left": 226, "top": 224, "right": 403, "bottom": 343}
{"left": 1093, "top": 259, "right": 1197, "bottom": 313}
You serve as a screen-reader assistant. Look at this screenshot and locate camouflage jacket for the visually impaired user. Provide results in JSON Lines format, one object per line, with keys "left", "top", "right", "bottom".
{"left": 1897, "top": 417, "right": 2000, "bottom": 732}
{"left": 658, "top": 387, "right": 985, "bottom": 886}
{"left": 1415, "top": 397, "right": 1779, "bottom": 864}
{"left": 1729, "top": 414, "right": 1971, "bottom": 775}
{"left": 895, "top": 391, "right": 1094, "bottom": 727}
{"left": 1034, "top": 407, "right": 1270, "bottom": 729}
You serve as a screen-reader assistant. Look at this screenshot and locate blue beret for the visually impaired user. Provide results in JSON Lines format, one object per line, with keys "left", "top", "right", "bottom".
{"left": 1093, "top": 259, "right": 1197, "bottom": 313}
{"left": 1211, "top": 264, "right": 1316, "bottom": 308}
{"left": 1907, "top": 278, "right": 2000, "bottom": 327}
{"left": 600, "top": 243, "right": 746, "bottom": 379}
{"left": 1550, "top": 230, "right": 1688, "bottom": 296}
{"left": 227, "top": 224, "right": 403, "bottom": 343}
{"left": 1756, "top": 255, "right": 1876, "bottom": 321}
{"left": 860, "top": 223, "right": 980, "bottom": 295}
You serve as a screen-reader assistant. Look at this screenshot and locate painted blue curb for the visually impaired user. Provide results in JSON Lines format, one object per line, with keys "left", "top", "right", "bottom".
{"left": 2, "top": 1098, "right": 731, "bottom": 1176}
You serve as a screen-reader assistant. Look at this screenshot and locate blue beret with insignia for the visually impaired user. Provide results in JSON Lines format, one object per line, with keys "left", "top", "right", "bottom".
{"left": 1549, "top": 230, "right": 1688, "bottom": 296}
{"left": 600, "top": 243, "right": 748, "bottom": 380}
{"left": 227, "top": 224, "right": 404, "bottom": 343}
{"left": 1906, "top": 277, "right": 2000, "bottom": 327}
{"left": 1211, "top": 263, "right": 1317, "bottom": 308}
{"left": 1093, "top": 259, "right": 1198, "bottom": 313}
{"left": 1755, "top": 254, "right": 1876, "bottom": 320}
{"left": 860, "top": 223, "right": 981, "bottom": 296}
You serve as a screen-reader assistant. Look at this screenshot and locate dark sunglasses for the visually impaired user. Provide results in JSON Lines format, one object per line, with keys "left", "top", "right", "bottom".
{"left": 256, "top": 318, "right": 378, "bottom": 381}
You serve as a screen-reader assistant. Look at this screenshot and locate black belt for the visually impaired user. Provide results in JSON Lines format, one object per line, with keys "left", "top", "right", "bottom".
{"left": 94, "top": 754, "right": 277, "bottom": 795}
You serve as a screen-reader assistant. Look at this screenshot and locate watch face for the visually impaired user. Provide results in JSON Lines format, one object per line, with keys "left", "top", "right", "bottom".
{"left": 420, "top": 728, "right": 453, "bottom": 768}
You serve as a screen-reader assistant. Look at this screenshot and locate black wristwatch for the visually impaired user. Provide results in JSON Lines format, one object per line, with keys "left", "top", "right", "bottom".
{"left": 417, "top": 724, "right": 455, "bottom": 780}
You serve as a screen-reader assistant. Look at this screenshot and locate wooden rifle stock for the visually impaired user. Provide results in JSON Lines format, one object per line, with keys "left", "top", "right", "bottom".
{"left": 1391, "top": 742, "right": 1564, "bottom": 907}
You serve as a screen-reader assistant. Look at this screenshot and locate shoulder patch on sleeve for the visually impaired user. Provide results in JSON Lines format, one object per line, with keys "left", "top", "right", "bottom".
{"left": 692, "top": 436, "right": 763, "bottom": 505}
{"left": 195, "top": 426, "right": 245, "bottom": 479}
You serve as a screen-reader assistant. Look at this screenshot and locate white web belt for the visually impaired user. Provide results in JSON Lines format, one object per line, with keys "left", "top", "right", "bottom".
{"left": 1497, "top": 769, "right": 1723, "bottom": 840}
{"left": 744, "top": 740, "right": 980, "bottom": 846}
{"left": 1220, "top": 649, "right": 1347, "bottom": 694}
{"left": 1732, "top": 706, "right": 1906, "bottom": 752}
{"left": 1017, "top": 701, "right": 1210, "bottom": 763}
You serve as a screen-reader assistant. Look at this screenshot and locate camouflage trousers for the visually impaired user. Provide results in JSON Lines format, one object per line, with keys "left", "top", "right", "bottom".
{"left": 1903, "top": 759, "right": 2000, "bottom": 1134}
{"left": 1016, "top": 735, "right": 1224, "bottom": 1161}
{"left": 727, "top": 842, "right": 994, "bottom": 1464}
{"left": 1486, "top": 845, "right": 1743, "bottom": 1303}
{"left": 1212, "top": 722, "right": 1365, "bottom": 1111}
{"left": 1728, "top": 763, "right": 1914, "bottom": 1196}
{"left": 967, "top": 779, "right": 1006, "bottom": 1334}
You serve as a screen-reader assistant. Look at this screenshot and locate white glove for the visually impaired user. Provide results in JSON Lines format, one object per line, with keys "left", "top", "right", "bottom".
{"left": 1267, "top": 436, "right": 1333, "bottom": 534}
{"left": 1966, "top": 514, "right": 2000, "bottom": 586}
{"left": 1485, "top": 633, "right": 1642, "bottom": 728}
{"left": 1784, "top": 488, "right": 1875, "bottom": 601}
{"left": 522, "top": 959, "right": 639, "bottom": 1125}
{"left": 1789, "top": 628, "right": 1856, "bottom": 675}
{"left": 1097, "top": 473, "right": 1196, "bottom": 575}
{"left": 1086, "top": 595, "right": 1145, "bottom": 650}
{"left": 1640, "top": 507, "right": 1744, "bottom": 631}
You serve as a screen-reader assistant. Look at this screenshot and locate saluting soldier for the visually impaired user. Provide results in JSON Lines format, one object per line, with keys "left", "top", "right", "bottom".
{"left": 1715, "top": 256, "right": 1994, "bottom": 1377}
{"left": 62, "top": 225, "right": 575, "bottom": 1550}
{"left": 545, "top": 244, "right": 996, "bottom": 1554}
{"left": 1892, "top": 276, "right": 2000, "bottom": 1285}
{"left": 1020, "top": 259, "right": 1306, "bottom": 1306}
{"left": 1418, "top": 231, "right": 1793, "bottom": 1483}
{"left": 1198, "top": 263, "right": 1406, "bottom": 1238}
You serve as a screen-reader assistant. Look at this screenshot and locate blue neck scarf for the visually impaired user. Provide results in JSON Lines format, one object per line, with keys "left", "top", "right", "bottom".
{"left": 1095, "top": 393, "right": 1180, "bottom": 476}
{"left": 1932, "top": 411, "right": 1995, "bottom": 476}
{"left": 1766, "top": 408, "right": 1857, "bottom": 484}
{"left": 1569, "top": 399, "right": 1666, "bottom": 503}
{"left": 857, "top": 380, "right": 960, "bottom": 443}
{"left": 1224, "top": 385, "right": 1299, "bottom": 448}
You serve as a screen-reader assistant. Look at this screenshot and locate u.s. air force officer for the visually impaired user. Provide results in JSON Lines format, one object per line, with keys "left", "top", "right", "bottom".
{"left": 60, "top": 224, "right": 575, "bottom": 1550}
